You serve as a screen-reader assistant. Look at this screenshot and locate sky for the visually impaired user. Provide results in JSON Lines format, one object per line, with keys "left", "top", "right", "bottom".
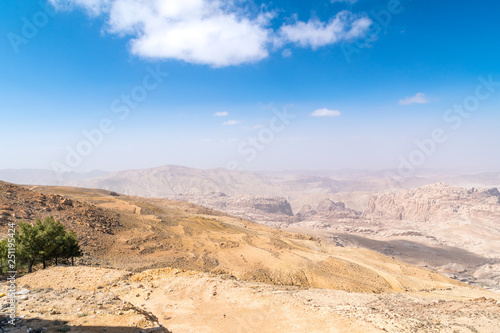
{"left": 1, "top": 0, "right": 499, "bottom": 174}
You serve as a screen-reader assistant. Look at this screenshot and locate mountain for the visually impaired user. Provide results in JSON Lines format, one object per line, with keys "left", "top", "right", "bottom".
{"left": 2, "top": 165, "right": 500, "bottom": 215}
{"left": 0, "top": 168, "right": 108, "bottom": 185}
{"left": 70, "top": 165, "right": 278, "bottom": 197}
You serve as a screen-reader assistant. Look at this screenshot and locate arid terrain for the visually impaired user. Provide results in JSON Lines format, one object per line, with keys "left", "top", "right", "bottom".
{"left": 37, "top": 165, "right": 497, "bottom": 294}
{"left": 0, "top": 181, "right": 458, "bottom": 292}
{"left": 1, "top": 178, "right": 500, "bottom": 332}
{"left": 3, "top": 0, "right": 499, "bottom": 331}
{"left": 288, "top": 183, "right": 500, "bottom": 293}
{"left": 2, "top": 265, "right": 500, "bottom": 333}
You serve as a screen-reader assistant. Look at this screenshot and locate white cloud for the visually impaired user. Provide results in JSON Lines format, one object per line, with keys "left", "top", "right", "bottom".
{"left": 242, "top": 124, "right": 264, "bottom": 130}
{"left": 50, "top": 0, "right": 271, "bottom": 67}
{"left": 49, "top": 0, "right": 110, "bottom": 15}
{"left": 222, "top": 120, "right": 241, "bottom": 126}
{"left": 49, "top": 1, "right": 373, "bottom": 66}
{"left": 331, "top": 0, "right": 358, "bottom": 4}
{"left": 399, "top": 93, "right": 429, "bottom": 105}
{"left": 214, "top": 111, "right": 229, "bottom": 117}
{"left": 311, "top": 108, "right": 342, "bottom": 117}
{"left": 278, "top": 11, "right": 371, "bottom": 49}
{"left": 282, "top": 49, "right": 292, "bottom": 57}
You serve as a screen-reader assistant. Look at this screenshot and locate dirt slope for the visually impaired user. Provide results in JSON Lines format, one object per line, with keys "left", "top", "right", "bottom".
{"left": 3, "top": 266, "right": 499, "bottom": 333}
{"left": 0, "top": 181, "right": 459, "bottom": 293}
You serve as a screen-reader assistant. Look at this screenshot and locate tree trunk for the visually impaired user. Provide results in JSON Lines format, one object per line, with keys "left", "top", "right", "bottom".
{"left": 43, "top": 259, "right": 46, "bottom": 269}
{"left": 71, "top": 257, "right": 74, "bottom": 266}
{"left": 28, "top": 259, "right": 33, "bottom": 273}
{"left": 55, "top": 257, "right": 58, "bottom": 265}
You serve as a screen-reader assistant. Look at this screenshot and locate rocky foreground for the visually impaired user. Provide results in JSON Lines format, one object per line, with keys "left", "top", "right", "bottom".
{"left": 1, "top": 181, "right": 500, "bottom": 332}
{"left": 1, "top": 266, "right": 500, "bottom": 333}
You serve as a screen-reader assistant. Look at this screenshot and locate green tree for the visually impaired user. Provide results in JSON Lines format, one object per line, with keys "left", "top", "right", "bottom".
{"left": 39, "top": 217, "right": 66, "bottom": 268}
{"left": 63, "top": 230, "right": 82, "bottom": 266}
{"left": 0, "top": 239, "right": 7, "bottom": 274}
{"left": 15, "top": 221, "right": 41, "bottom": 273}
{"left": 15, "top": 216, "right": 83, "bottom": 273}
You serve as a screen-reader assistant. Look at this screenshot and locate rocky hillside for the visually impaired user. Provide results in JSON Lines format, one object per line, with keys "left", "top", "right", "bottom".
{"left": 360, "top": 184, "right": 500, "bottom": 259}
{"left": 287, "top": 183, "right": 500, "bottom": 292}
{"left": 0, "top": 181, "right": 460, "bottom": 294}
{"left": 171, "top": 192, "right": 296, "bottom": 224}
{"left": 0, "top": 181, "right": 121, "bottom": 254}
{"left": 363, "top": 183, "right": 500, "bottom": 222}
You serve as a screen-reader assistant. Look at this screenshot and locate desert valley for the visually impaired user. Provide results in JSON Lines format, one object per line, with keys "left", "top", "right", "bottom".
{"left": 1, "top": 167, "right": 500, "bottom": 332}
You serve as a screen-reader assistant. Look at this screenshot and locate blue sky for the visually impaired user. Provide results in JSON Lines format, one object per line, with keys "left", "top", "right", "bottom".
{"left": 1, "top": 0, "right": 499, "bottom": 173}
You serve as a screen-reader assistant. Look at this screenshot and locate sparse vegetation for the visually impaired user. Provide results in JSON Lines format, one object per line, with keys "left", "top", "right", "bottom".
{"left": 6, "top": 216, "right": 83, "bottom": 273}
{"left": 0, "top": 238, "right": 7, "bottom": 274}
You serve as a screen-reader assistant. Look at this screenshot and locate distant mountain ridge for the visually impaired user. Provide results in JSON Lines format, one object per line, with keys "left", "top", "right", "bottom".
{"left": 1, "top": 165, "right": 500, "bottom": 216}
{"left": 0, "top": 168, "right": 108, "bottom": 185}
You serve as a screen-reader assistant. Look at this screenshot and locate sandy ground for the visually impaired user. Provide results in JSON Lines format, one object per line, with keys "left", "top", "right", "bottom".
{"left": 1, "top": 266, "right": 499, "bottom": 333}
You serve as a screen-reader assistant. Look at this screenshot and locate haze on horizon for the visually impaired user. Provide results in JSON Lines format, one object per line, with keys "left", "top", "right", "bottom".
{"left": 1, "top": 0, "right": 499, "bottom": 174}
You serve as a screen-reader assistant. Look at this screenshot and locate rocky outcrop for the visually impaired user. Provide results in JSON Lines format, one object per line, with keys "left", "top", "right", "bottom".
{"left": 170, "top": 192, "right": 296, "bottom": 224}
{"left": 363, "top": 183, "right": 500, "bottom": 222}
{"left": 296, "top": 199, "right": 361, "bottom": 221}
{"left": 0, "top": 181, "right": 121, "bottom": 245}
{"left": 228, "top": 196, "right": 294, "bottom": 216}
{"left": 484, "top": 188, "right": 500, "bottom": 204}
{"left": 316, "top": 199, "right": 362, "bottom": 218}
{"left": 296, "top": 204, "right": 317, "bottom": 220}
